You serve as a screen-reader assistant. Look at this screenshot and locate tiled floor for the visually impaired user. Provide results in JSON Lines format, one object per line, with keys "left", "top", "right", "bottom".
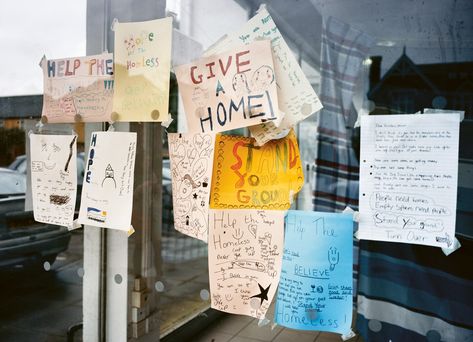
{"left": 192, "top": 306, "right": 362, "bottom": 342}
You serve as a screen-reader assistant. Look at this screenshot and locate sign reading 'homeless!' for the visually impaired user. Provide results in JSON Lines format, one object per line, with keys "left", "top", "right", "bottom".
{"left": 174, "top": 40, "right": 281, "bottom": 133}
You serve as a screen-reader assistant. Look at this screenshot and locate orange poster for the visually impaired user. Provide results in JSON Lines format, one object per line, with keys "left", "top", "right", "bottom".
{"left": 210, "top": 130, "right": 304, "bottom": 210}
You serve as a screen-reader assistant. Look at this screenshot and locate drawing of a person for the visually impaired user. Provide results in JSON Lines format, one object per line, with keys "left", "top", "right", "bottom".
{"left": 178, "top": 174, "right": 201, "bottom": 199}
{"left": 191, "top": 87, "right": 209, "bottom": 118}
{"left": 250, "top": 65, "right": 275, "bottom": 92}
{"left": 232, "top": 72, "right": 250, "bottom": 97}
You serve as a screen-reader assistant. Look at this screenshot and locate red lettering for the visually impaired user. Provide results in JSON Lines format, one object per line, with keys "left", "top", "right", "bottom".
{"left": 236, "top": 50, "right": 250, "bottom": 73}
{"left": 219, "top": 56, "right": 232, "bottom": 76}
{"left": 73, "top": 59, "right": 81, "bottom": 73}
{"left": 190, "top": 66, "right": 203, "bottom": 84}
{"left": 288, "top": 139, "right": 297, "bottom": 169}
{"left": 65, "top": 60, "right": 73, "bottom": 76}
{"left": 231, "top": 141, "right": 247, "bottom": 188}
{"left": 206, "top": 62, "right": 216, "bottom": 79}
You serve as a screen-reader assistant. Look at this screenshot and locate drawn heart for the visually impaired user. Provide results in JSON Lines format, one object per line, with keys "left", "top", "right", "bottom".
{"left": 202, "top": 134, "right": 213, "bottom": 150}
{"left": 193, "top": 134, "right": 204, "bottom": 150}
{"left": 176, "top": 200, "right": 191, "bottom": 217}
{"left": 192, "top": 158, "right": 208, "bottom": 180}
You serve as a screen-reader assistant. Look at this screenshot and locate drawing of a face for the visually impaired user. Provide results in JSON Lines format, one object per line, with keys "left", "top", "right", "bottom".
{"left": 124, "top": 37, "right": 135, "bottom": 53}
{"left": 251, "top": 65, "right": 274, "bottom": 92}
{"left": 39, "top": 138, "right": 60, "bottom": 169}
{"left": 191, "top": 87, "right": 209, "bottom": 108}
{"left": 178, "top": 174, "right": 200, "bottom": 199}
{"left": 232, "top": 73, "right": 249, "bottom": 95}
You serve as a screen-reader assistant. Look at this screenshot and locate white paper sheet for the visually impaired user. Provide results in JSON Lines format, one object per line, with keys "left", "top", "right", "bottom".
{"left": 205, "top": 8, "right": 322, "bottom": 145}
{"left": 30, "top": 134, "right": 77, "bottom": 226}
{"left": 41, "top": 53, "right": 114, "bottom": 123}
{"left": 168, "top": 132, "right": 215, "bottom": 242}
{"left": 208, "top": 209, "right": 285, "bottom": 319}
{"left": 358, "top": 114, "right": 460, "bottom": 247}
{"left": 78, "top": 132, "right": 137, "bottom": 231}
{"left": 175, "top": 40, "right": 280, "bottom": 134}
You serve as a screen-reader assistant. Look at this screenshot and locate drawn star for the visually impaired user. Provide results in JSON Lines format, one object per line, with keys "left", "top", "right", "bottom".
{"left": 193, "top": 193, "right": 198, "bottom": 199}
{"left": 250, "top": 283, "right": 271, "bottom": 305}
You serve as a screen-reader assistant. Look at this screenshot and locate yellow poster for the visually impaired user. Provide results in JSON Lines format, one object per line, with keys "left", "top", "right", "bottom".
{"left": 112, "top": 17, "right": 172, "bottom": 122}
{"left": 210, "top": 130, "right": 304, "bottom": 210}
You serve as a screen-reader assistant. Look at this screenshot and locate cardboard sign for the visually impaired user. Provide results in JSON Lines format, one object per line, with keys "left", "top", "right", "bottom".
{"left": 78, "top": 132, "right": 137, "bottom": 230}
{"left": 209, "top": 209, "right": 285, "bottom": 318}
{"left": 41, "top": 53, "right": 114, "bottom": 123}
{"left": 275, "top": 211, "right": 354, "bottom": 334}
{"left": 30, "top": 134, "right": 77, "bottom": 226}
{"left": 210, "top": 130, "right": 304, "bottom": 209}
{"left": 205, "top": 8, "right": 322, "bottom": 144}
{"left": 175, "top": 40, "right": 280, "bottom": 133}
{"left": 168, "top": 132, "right": 215, "bottom": 242}
{"left": 358, "top": 114, "right": 460, "bottom": 248}
{"left": 113, "top": 17, "right": 172, "bottom": 122}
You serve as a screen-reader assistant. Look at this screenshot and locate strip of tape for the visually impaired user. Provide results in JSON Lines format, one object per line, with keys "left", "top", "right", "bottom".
{"left": 441, "top": 236, "right": 461, "bottom": 256}
{"left": 161, "top": 115, "right": 174, "bottom": 129}
{"left": 68, "top": 219, "right": 82, "bottom": 231}
{"left": 341, "top": 329, "right": 356, "bottom": 341}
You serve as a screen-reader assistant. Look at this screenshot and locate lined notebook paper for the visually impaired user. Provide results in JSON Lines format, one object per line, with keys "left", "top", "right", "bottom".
{"left": 358, "top": 114, "right": 460, "bottom": 247}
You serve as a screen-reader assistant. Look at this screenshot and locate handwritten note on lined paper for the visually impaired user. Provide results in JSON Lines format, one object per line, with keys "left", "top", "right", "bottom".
{"left": 358, "top": 114, "right": 460, "bottom": 247}
{"left": 275, "top": 211, "right": 353, "bottom": 334}
{"left": 208, "top": 209, "right": 284, "bottom": 319}
{"left": 168, "top": 132, "right": 215, "bottom": 242}
{"left": 30, "top": 134, "right": 77, "bottom": 226}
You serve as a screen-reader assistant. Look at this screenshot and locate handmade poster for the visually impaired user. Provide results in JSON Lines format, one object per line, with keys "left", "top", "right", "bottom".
{"left": 41, "top": 53, "right": 114, "bottom": 123}
{"left": 205, "top": 8, "right": 322, "bottom": 145}
{"left": 30, "top": 134, "right": 77, "bottom": 226}
{"left": 174, "top": 40, "right": 280, "bottom": 134}
{"left": 168, "top": 132, "right": 216, "bottom": 242}
{"left": 275, "top": 211, "right": 353, "bottom": 334}
{"left": 358, "top": 114, "right": 460, "bottom": 247}
{"left": 210, "top": 130, "right": 304, "bottom": 209}
{"left": 78, "top": 132, "right": 137, "bottom": 230}
{"left": 113, "top": 17, "right": 172, "bottom": 122}
{"left": 209, "top": 209, "right": 285, "bottom": 318}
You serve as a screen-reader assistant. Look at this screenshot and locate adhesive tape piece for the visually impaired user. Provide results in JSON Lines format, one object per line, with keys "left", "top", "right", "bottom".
{"left": 441, "top": 236, "right": 461, "bottom": 256}
{"left": 68, "top": 219, "right": 82, "bottom": 231}
{"left": 161, "top": 115, "right": 174, "bottom": 129}
{"left": 127, "top": 225, "right": 135, "bottom": 237}
{"left": 341, "top": 329, "right": 356, "bottom": 341}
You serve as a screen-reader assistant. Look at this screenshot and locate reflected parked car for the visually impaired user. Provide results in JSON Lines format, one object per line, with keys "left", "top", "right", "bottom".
{"left": 0, "top": 167, "right": 70, "bottom": 269}
{"left": 9, "top": 152, "right": 86, "bottom": 185}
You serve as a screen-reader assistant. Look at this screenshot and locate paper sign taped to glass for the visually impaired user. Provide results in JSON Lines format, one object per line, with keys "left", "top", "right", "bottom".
{"left": 358, "top": 114, "right": 460, "bottom": 247}
{"left": 275, "top": 210, "right": 354, "bottom": 335}
{"left": 112, "top": 17, "right": 172, "bottom": 122}
{"left": 78, "top": 132, "right": 137, "bottom": 231}
{"left": 208, "top": 209, "right": 285, "bottom": 319}
{"left": 41, "top": 53, "right": 114, "bottom": 123}
{"left": 30, "top": 134, "right": 77, "bottom": 226}
{"left": 174, "top": 40, "right": 281, "bottom": 134}
{"left": 168, "top": 132, "right": 216, "bottom": 242}
{"left": 205, "top": 8, "right": 322, "bottom": 145}
{"left": 210, "top": 130, "right": 304, "bottom": 210}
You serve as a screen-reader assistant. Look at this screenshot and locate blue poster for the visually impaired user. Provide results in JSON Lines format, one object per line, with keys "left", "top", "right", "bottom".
{"left": 275, "top": 210, "right": 353, "bottom": 334}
